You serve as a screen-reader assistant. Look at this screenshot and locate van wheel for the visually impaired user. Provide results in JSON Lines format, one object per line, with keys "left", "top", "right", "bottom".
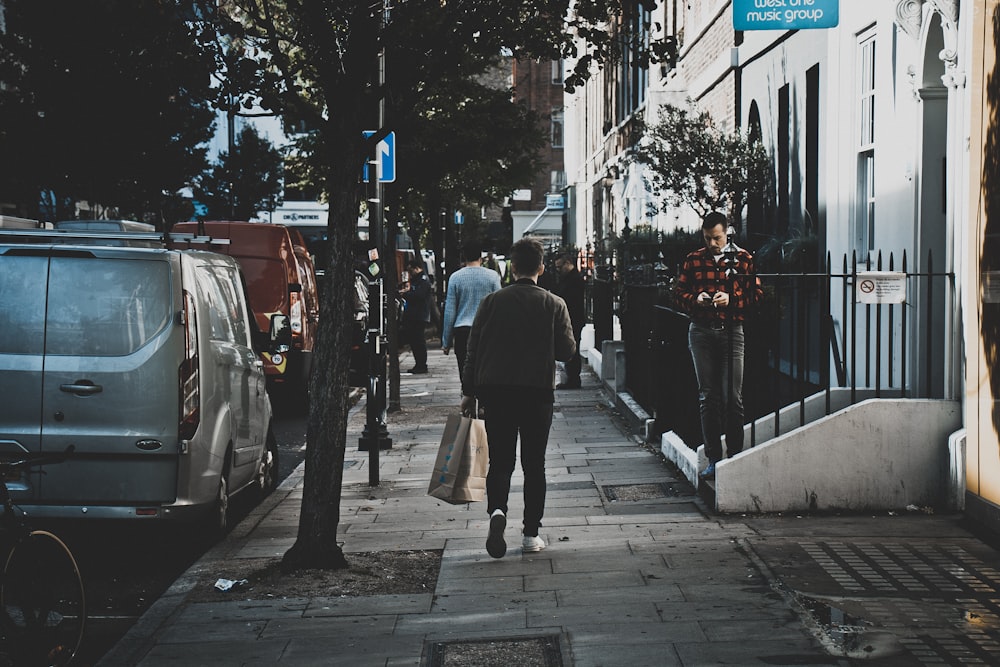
{"left": 258, "top": 427, "right": 280, "bottom": 496}
{"left": 211, "top": 471, "right": 230, "bottom": 536}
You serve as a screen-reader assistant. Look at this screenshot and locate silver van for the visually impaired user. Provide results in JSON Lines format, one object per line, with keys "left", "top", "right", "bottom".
{"left": 0, "top": 240, "right": 278, "bottom": 533}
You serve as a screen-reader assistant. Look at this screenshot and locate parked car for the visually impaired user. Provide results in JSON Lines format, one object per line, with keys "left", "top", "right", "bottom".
{"left": 54, "top": 219, "right": 156, "bottom": 232}
{"left": 169, "top": 221, "right": 319, "bottom": 403}
{"left": 0, "top": 215, "right": 48, "bottom": 229}
{"left": 0, "top": 239, "right": 280, "bottom": 534}
{"left": 0, "top": 220, "right": 161, "bottom": 247}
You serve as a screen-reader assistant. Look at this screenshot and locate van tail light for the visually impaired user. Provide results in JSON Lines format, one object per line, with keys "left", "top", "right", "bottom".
{"left": 178, "top": 290, "right": 200, "bottom": 441}
{"left": 289, "top": 291, "right": 304, "bottom": 346}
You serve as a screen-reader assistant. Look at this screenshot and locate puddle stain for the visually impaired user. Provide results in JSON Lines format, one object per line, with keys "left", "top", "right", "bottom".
{"left": 797, "top": 595, "right": 905, "bottom": 660}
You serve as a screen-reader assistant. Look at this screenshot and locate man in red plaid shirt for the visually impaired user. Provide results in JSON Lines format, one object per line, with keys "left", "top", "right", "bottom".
{"left": 675, "top": 211, "right": 762, "bottom": 480}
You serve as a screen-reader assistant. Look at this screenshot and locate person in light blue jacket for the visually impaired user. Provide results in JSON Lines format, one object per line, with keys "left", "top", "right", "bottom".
{"left": 441, "top": 241, "right": 501, "bottom": 374}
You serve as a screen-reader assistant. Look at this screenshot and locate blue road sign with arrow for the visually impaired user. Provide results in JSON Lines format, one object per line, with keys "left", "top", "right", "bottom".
{"left": 363, "top": 130, "right": 396, "bottom": 183}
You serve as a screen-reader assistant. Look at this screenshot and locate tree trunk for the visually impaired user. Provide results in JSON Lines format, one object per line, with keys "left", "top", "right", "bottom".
{"left": 281, "top": 158, "right": 361, "bottom": 572}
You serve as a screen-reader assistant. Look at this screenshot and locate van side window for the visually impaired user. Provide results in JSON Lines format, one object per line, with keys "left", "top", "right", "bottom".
{"left": 217, "top": 267, "right": 249, "bottom": 345}
{"left": 197, "top": 266, "right": 249, "bottom": 345}
{"left": 46, "top": 257, "right": 171, "bottom": 356}
{"left": 197, "top": 268, "right": 238, "bottom": 344}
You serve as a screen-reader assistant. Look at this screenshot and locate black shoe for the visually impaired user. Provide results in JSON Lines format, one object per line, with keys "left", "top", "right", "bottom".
{"left": 486, "top": 510, "right": 506, "bottom": 558}
{"left": 556, "top": 381, "right": 581, "bottom": 389}
{"left": 408, "top": 366, "right": 428, "bottom": 374}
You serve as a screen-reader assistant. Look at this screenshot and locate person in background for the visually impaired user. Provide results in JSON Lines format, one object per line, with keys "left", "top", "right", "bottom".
{"left": 399, "top": 257, "right": 432, "bottom": 374}
{"left": 674, "top": 211, "right": 762, "bottom": 480}
{"left": 461, "top": 238, "right": 576, "bottom": 558}
{"left": 553, "top": 252, "right": 586, "bottom": 389}
{"left": 441, "top": 241, "right": 502, "bottom": 374}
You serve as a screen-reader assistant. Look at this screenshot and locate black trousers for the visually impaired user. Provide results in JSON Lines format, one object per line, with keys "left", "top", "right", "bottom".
{"left": 481, "top": 390, "right": 554, "bottom": 537}
{"left": 402, "top": 320, "right": 427, "bottom": 368}
{"left": 453, "top": 326, "right": 471, "bottom": 375}
{"left": 563, "top": 326, "right": 583, "bottom": 384}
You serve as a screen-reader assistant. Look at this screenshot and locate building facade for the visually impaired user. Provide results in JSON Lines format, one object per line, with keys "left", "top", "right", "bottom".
{"left": 566, "top": 0, "right": 1000, "bottom": 526}
{"left": 510, "top": 57, "right": 568, "bottom": 245}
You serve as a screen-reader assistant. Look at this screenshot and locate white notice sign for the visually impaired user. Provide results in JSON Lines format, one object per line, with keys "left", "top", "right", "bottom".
{"left": 856, "top": 271, "right": 906, "bottom": 304}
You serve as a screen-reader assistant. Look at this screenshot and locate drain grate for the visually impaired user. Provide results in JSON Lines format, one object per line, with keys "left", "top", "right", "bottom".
{"left": 603, "top": 482, "right": 674, "bottom": 501}
{"left": 425, "top": 635, "right": 563, "bottom": 667}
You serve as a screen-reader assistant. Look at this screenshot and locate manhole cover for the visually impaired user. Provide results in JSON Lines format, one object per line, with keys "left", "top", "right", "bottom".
{"left": 425, "top": 635, "right": 562, "bottom": 667}
{"left": 603, "top": 483, "right": 673, "bottom": 501}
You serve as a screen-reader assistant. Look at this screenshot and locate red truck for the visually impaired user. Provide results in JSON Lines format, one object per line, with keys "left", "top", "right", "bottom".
{"left": 170, "top": 221, "right": 319, "bottom": 405}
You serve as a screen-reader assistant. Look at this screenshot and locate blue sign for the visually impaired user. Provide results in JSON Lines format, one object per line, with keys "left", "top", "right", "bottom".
{"left": 362, "top": 130, "right": 396, "bottom": 183}
{"left": 454, "top": 211, "right": 464, "bottom": 225}
{"left": 545, "top": 194, "right": 565, "bottom": 210}
{"left": 733, "top": 0, "right": 838, "bottom": 31}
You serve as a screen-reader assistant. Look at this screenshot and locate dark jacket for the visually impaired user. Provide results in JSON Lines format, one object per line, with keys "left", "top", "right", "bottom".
{"left": 462, "top": 278, "right": 576, "bottom": 399}
{"left": 554, "top": 267, "right": 586, "bottom": 333}
{"left": 400, "top": 271, "right": 431, "bottom": 325}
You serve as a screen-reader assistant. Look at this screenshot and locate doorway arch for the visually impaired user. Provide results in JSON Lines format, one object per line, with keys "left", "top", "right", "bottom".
{"left": 914, "top": 9, "right": 951, "bottom": 398}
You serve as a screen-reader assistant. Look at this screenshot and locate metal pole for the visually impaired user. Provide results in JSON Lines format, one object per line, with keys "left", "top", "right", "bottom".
{"left": 358, "top": 10, "right": 392, "bottom": 477}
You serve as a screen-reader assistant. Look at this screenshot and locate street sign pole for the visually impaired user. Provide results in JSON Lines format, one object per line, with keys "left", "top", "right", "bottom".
{"left": 358, "top": 25, "right": 392, "bottom": 478}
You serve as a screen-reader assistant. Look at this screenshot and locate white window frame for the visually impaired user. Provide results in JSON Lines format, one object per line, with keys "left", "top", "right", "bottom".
{"left": 551, "top": 108, "right": 564, "bottom": 148}
{"left": 855, "top": 29, "right": 876, "bottom": 256}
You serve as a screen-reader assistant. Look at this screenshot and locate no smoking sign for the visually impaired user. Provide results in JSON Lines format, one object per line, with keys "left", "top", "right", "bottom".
{"left": 856, "top": 271, "right": 906, "bottom": 304}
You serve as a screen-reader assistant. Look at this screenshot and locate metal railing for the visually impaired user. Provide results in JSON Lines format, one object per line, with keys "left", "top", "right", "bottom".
{"left": 617, "top": 250, "right": 953, "bottom": 448}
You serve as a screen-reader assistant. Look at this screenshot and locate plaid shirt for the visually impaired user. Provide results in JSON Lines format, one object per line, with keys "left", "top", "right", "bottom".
{"left": 675, "top": 246, "right": 762, "bottom": 325}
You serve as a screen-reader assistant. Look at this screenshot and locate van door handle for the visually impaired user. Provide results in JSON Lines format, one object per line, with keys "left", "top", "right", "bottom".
{"left": 60, "top": 381, "right": 103, "bottom": 396}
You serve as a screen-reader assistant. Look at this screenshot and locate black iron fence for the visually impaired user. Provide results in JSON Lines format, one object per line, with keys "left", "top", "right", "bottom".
{"left": 611, "top": 250, "right": 953, "bottom": 449}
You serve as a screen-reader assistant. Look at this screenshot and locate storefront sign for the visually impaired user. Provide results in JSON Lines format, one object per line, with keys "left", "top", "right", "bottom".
{"left": 733, "top": 0, "right": 839, "bottom": 31}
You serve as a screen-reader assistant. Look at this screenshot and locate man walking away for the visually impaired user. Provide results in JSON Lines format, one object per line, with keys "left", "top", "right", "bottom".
{"left": 554, "top": 252, "right": 586, "bottom": 389}
{"left": 441, "top": 241, "right": 501, "bottom": 374}
{"left": 674, "top": 211, "right": 762, "bottom": 480}
{"left": 399, "top": 257, "right": 432, "bottom": 374}
{"left": 461, "top": 238, "right": 576, "bottom": 558}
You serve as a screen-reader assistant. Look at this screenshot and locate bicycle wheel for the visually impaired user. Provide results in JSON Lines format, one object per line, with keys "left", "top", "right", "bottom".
{"left": 1, "top": 530, "right": 85, "bottom": 666}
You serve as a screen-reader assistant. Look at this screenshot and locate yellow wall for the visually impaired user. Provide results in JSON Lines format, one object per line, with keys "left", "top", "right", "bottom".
{"left": 969, "top": 0, "right": 1000, "bottom": 504}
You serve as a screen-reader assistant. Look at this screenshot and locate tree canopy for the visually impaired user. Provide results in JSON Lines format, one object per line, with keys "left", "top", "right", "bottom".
{"left": 0, "top": 0, "right": 217, "bottom": 225}
{"left": 198, "top": 124, "right": 284, "bottom": 221}
{"left": 630, "top": 103, "right": 770, "bottom": 222}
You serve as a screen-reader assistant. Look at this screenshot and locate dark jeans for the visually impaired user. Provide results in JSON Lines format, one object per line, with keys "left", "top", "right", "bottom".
{"left": 688, "top": 322, "right": 745, "bottom": 464}
{"left": 453, "top": 326, "right": 471, "bottom": 375}
{"left": 402, "top": 320, "right": 427, "bottom": 368}
{"left": 563, "top": 327, "right": 583, "bottom": 384}
{"left": 481, "top": 390, "right": 554, "bottom": 537}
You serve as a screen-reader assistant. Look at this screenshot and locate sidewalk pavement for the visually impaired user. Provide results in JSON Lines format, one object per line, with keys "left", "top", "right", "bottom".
{"left": 101, "top": 349, "right": 1000, "bottom": 666}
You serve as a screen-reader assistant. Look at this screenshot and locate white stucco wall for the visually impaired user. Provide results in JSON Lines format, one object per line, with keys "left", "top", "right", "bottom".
{"left": 713, "top": 399, "right": 961, "bottom": 513}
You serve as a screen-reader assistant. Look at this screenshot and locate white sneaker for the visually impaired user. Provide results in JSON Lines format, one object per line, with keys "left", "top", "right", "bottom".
{"left": 522, "top": 535, "right": 545, "bottom": 553}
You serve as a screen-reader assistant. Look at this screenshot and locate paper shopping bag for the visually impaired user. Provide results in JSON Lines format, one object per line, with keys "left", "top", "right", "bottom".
{"left": 427, "top": 414, "right": 489, "bottom": 504}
